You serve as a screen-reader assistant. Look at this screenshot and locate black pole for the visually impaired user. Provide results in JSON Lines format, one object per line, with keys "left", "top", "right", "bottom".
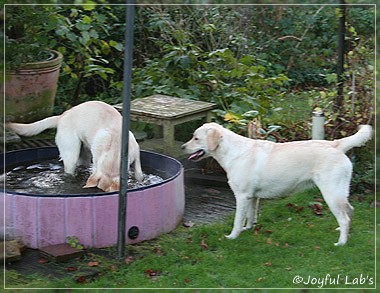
{"left": 117, "top": 1, "right": 135, "bottom": 260}
{"left": 335, "top": 0, "right": 346, "bottom": 113}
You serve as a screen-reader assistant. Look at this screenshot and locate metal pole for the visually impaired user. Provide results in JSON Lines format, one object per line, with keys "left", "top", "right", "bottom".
{"left": 335, "top": 0, "right": 346, "bottom": 113}
{"left": 117, "top": 1, "right": 135, "bottom": 260}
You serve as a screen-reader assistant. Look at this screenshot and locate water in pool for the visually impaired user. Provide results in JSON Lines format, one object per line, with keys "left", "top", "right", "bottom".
{"left": 4, "top": 158, "right": 164, "bottom": 195}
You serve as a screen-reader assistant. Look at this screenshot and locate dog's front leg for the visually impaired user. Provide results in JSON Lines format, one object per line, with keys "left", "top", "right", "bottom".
{"left": 226, "top": 195, "right": 250, "bottom": 239}
{"left": 244, "top": 197, "right": 260, "bottom": 230}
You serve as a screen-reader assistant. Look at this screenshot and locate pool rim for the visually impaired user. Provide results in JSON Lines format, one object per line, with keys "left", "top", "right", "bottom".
{"left": 2, "top": 146, "right": 183, "bottom": 198}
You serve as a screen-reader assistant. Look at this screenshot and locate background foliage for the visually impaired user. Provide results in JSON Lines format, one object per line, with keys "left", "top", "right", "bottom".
{"left": 4, "top": 3, "right": 375, "bottom": 190}
{"left": 5, "top": 4, "right": 374, "bottom": 135}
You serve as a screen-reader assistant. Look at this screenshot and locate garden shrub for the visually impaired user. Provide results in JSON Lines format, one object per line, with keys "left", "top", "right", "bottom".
{"left": 4, "top": 3, "right": 374, "bottom": 194}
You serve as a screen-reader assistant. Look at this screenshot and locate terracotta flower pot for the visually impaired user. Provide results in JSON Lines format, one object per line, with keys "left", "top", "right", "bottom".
{"left": 4, "top": 50, "right": 63, "bottom": 123}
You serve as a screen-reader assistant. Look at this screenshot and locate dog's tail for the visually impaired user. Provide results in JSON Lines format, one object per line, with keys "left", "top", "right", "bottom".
{"left": 334, "top": 125, "right": 372, "bottom": 153}
{"left": 6, "top": 116, "right": 60, "bottom": 137}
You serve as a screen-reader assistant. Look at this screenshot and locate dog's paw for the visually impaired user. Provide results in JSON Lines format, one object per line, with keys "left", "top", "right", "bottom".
{"left": 243, "top": 223, "right": 256, "bottom": 231}
{"left": 225, "top": 234, "right": 238, "bottom": 240}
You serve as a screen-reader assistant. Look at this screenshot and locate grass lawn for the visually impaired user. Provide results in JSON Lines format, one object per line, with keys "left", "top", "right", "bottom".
{"left": 4, "top": 189, "right": 376, "bottom": 291}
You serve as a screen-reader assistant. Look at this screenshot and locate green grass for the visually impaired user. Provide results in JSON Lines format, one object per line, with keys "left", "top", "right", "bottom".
{"left": 4, "top": 189, "right": 376, "bottom": 291}
{"left": 273, "top": 91, "right": 315, "bottom": 122}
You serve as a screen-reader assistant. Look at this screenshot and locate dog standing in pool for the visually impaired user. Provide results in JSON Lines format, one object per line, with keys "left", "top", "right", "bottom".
{"left": 182, "top": 122, "right": 372, "bottom": 246}
{"left": 7, "top": 101, "right": 144, "bottom": 192}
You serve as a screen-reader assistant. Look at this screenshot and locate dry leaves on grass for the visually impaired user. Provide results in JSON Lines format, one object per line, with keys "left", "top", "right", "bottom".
{"left": 200, "top": 239, "right": 209, "bottom": 250}
{"left": 145, "top": 269, "right": 162, "bottom": 279}
{"left": 309, "top": 202, "right": 323, "bottom": 215}
{"left": 76, "top": 276, "right": 87, "bottom": 283}
{"left": 125, "top": 256, "right": 134, "bottom": 265}
{"left": 286, "top": 202, "right": 305, "bottom": 212}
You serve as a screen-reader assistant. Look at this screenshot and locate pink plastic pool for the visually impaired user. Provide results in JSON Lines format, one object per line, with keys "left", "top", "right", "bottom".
{"left": 1, "top": 147, "right": 184, "bottom": 248}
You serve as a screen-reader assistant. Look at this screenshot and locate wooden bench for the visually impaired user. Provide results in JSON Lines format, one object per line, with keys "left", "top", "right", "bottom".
{"left": 115, "top": 95, "right": 216, "bottom": 155}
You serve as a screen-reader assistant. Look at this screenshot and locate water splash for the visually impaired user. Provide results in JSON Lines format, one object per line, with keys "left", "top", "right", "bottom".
{"left": 5, "top": 158, "right": 164, "bottom": 195}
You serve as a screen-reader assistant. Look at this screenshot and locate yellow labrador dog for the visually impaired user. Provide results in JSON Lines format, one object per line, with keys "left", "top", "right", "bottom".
{"left": 182, "top": 122, "right": 372, "bottom": 246}
{"left": 7, "top": 101, "right": 143, "bottom": 192}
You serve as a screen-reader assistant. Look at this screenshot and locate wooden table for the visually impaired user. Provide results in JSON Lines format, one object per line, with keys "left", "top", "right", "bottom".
{"left": 114, "top": 95, "right": 216, "bottom": 154}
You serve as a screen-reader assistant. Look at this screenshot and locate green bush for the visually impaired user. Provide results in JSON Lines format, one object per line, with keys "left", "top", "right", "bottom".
{"left": 52, "top": 5, "right": 126, "bottom": 109}
{"left": 4, "top": 4, "right": 375, "bottom": 141}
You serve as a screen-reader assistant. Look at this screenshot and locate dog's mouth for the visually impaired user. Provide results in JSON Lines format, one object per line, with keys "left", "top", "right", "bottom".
{"left": 188, "top": 150, "right": 206, "bottom": 161}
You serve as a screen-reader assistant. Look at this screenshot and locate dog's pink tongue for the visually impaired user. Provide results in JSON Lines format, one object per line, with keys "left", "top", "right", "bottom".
{"left": 188, "top": 150, "right": 203, "bottom": 161}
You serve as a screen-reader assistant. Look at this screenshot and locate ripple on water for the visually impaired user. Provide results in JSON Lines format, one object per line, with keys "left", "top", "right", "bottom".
{"left": 5, "top": 158, "right": 164, "bottom": 195}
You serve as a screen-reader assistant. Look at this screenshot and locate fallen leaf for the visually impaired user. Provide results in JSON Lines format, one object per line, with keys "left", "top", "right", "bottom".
{"left": 266, "top": 238, "right": 272, "bottom": 245}
{"left": 264, "top": 230, "right": 273, "bottom": 234}
{"left": 66, "top": 266, "right": 78, "bottom": 272}
{"left": 296, "top": 206, "right": 304, "bottom": 212}
{"left": 125, "top": 256, "right": 134, "bottom": 265}
{"left": 310, "top": 203, "right": 323, "bottom": 215}
{"left": 314, "top": 246, "right": 321, "bottom": 250}
{"left": 184, "top": 278, "right": 191, "bottom": 283}
{"left": 286, "top": 202, "right": 304, "bottom": 213}
{"left": 37, "top": 258, "right": 49, "bottom": 264}
{"left": 145, "top": 269, "right": 161, "bottom": 278}
{"left": 76, "top": 276, "right": 87, "bottom": 283}
{"left": 284, "top": 243, "right": 289, "bottom": 247}
{"left": 254, "top": 225, "right": 262, "bottom": 235}
{"left": 109, "top": 265, "right": 118, "bottom": 272}
{"left": 200, "top": 239, "right": 209, "bottom": 250}
{"left": 88, "top": 261, "right": 99, "bottom": 267}
{"left": 186, "top": 237, "right": 193, "bottom": 244}
{"left": 153, "top": 247, "right": 164, "bottom": 256}
{"left": 264, "top": 261, "right": 272, "bottom": 267}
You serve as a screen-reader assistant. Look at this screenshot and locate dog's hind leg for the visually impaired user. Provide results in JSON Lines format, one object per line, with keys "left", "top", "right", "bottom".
{"left": 132, "top": 150, "right": 144, "bottom": 182}
{"left": 336, "top": 203, "right": 354, "bottom": 231}
{"left": 318, "top": 183, "right": 351, "bottom": 246}
{"left": 56, "top": 129, "right": 82, "bottom": 175}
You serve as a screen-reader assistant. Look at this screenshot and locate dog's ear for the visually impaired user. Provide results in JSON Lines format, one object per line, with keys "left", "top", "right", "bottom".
{"left": 83, "top": 174, "right": 99, "bottom": 188}
{"left": 207, "top": 126, "right": 221, "bottom": 151}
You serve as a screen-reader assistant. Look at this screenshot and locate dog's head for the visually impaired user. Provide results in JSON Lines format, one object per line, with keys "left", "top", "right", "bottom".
{"left": 181, "top": 123, "right": 223, "bottom": 162}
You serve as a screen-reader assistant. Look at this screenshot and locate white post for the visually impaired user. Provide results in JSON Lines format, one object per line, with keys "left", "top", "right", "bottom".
{"left": 312, "top": 109, "right": 325, "bottom": 140}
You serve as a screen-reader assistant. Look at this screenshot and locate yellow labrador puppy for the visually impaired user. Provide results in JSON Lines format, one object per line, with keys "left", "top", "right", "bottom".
{"left": 182, "top": 122, "right": 372, "bottom": 246}
{"left": 7, "top": 101, "right": 143, "bottom": 192}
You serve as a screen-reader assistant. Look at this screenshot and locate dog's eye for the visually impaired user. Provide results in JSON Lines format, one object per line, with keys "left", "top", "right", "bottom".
{"left": 194, "top": 137, "right": 199, "bottom": 141}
